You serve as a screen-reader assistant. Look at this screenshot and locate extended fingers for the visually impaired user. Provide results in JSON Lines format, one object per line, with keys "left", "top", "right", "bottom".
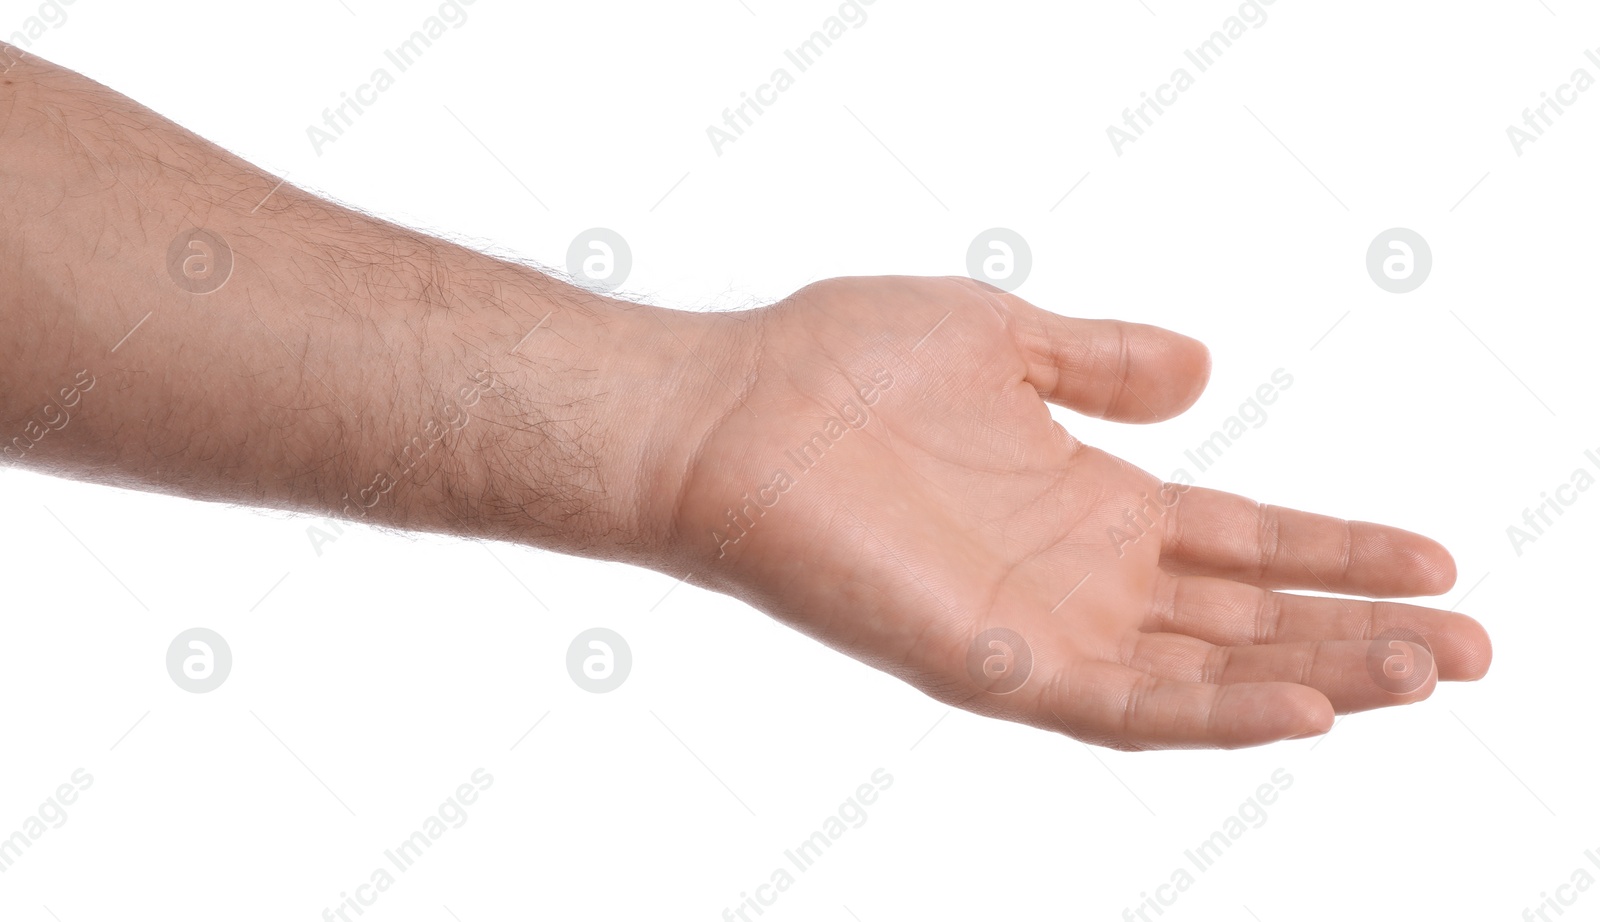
{"left": 1123, "top": 633, "right": 1438, "bottom": 715}
{"left": 1038, "top": 660, "right": 1333, "bottom": 750}
{"left": 1143, "top": 573, "right": 1492, "bottom": 682}
{"left": 1159, "top": 485, "right": 1457, "bottom": 597}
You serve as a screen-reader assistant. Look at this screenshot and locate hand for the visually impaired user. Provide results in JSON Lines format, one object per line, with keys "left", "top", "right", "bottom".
{"left": 664, "top": 276, "right": 1491, "bottom": 750}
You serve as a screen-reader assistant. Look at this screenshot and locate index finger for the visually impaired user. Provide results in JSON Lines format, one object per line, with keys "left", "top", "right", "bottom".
{"left": 1158, "top": 485, "right": 1457, "bottom": 598}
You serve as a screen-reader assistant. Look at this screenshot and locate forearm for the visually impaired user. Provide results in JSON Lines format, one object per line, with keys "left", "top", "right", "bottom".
{"left": 0, "top": 50, "right": 747, "bottom": 563}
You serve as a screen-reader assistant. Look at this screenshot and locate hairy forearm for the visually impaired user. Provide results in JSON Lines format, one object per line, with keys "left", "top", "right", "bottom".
{"left": 0, "top": 50, "right": 750, "bottom": 563}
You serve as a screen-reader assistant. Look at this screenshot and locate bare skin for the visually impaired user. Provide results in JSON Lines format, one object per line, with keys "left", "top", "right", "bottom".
{"left": 0, "top": 49, "right": 1490, "bottom": 751}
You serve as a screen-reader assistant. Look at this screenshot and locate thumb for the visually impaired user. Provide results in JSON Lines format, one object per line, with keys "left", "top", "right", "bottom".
{"left": 997, "top": 292, "right": 1211, "bottom": 423}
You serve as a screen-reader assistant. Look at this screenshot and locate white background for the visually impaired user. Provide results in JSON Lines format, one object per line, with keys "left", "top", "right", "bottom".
{"left": 0, "top": 0, "right": 1595, "bottom": 919}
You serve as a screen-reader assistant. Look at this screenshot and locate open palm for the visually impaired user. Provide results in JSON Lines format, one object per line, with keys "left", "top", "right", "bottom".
{"left": 673, "top": 276, "right": 1490, "bottom": 750}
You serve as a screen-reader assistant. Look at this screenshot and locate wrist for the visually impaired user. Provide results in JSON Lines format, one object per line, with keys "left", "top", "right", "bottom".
{"left": 440, "top": 273, "right": 762, "bottom": 566}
